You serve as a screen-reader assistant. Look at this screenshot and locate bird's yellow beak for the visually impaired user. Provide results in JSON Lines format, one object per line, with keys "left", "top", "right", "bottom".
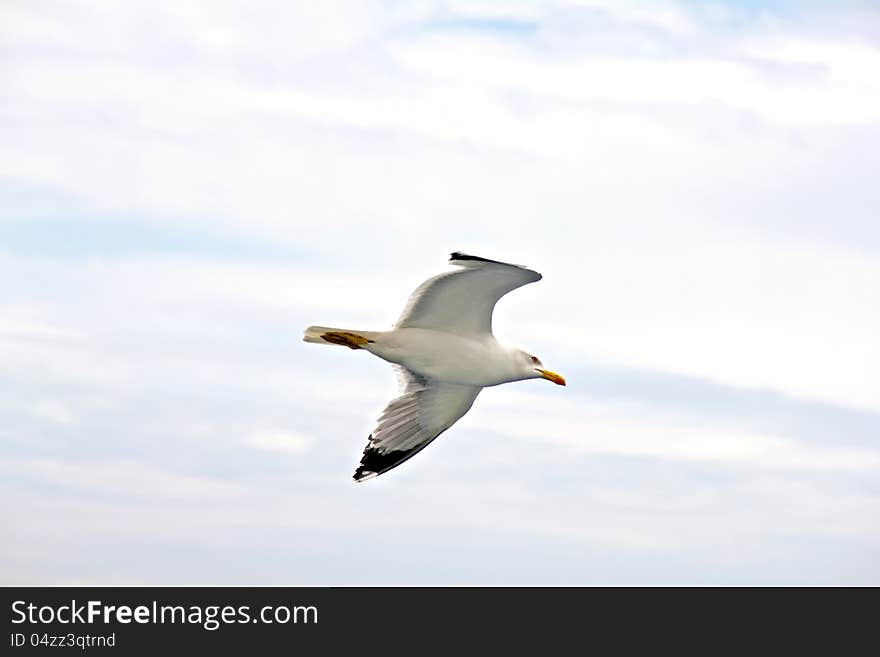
{"left": 537, "top": 369, "right": 566, "bottom": 386}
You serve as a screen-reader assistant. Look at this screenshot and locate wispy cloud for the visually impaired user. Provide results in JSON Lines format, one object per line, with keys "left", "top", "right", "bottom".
{"left": 246, "top": 430, "right": 312, "bottom": 454}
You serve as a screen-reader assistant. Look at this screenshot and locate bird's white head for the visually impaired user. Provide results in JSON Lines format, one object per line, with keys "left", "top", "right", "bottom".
{"left": 516, "top": 350, "right": 566, "bottom": 386}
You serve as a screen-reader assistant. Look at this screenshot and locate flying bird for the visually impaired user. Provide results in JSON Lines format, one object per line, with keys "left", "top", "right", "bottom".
{"left": 303, "top": 252, "right": 566, "bottom": 481}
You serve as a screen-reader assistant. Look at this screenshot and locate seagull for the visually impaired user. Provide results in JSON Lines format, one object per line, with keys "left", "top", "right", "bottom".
{"left": 303, "top": 252, "right": 566, "bottom": 482}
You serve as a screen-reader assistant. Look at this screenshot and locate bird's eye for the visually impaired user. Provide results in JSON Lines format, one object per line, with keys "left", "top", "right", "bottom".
{"left": 530, "top": 356, "right": 539, "bottom": 364}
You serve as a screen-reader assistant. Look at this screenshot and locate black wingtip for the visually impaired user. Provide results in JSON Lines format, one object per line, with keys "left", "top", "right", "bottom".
{"left": 353, "top": 437, "right": 376, "bottom": 481}
{"left": 449, "top": 251, "right": 538, "bottom": 277}
{"left": 450, "top": 251, "right": 501, "bottom": 264}
{"left": 353, "top": 438, "right": 419, "bottom": 482}
{"left": 352, "top": 432, "right": 440, "bottom": 482}
{"left": 450, "top": 251, "right": 528, "bottom": 267}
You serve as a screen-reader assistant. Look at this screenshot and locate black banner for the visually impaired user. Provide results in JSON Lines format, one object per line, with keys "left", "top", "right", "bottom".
{"left": 1, "top": 587, "right": 872, "bottom": 653}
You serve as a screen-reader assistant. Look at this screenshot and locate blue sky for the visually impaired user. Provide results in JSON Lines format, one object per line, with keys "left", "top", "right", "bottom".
{"left": 2, "top": 0, "right": 879, "bottom": 584}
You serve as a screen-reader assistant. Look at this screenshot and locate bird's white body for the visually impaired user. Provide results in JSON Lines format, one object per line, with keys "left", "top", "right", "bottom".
{"left": 366, "top": 328, "right": 522, "bottom": 387}
{"left": 303, "top": 252, "right": 565, "bottom": 481}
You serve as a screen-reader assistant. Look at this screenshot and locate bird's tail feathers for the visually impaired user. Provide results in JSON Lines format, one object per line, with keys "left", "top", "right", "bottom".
{"left": 303, "top": 326, "right": 378, "bottom": 350}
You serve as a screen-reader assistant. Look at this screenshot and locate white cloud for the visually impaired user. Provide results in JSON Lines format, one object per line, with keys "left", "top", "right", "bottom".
{"left": 509, "top": 238, "right": 880, "bottom": 412}
{"left": 478, "top": 389, "right": 880, "bottom": 473}
{"left": 0, "top": 459, "right": 245, "bottom": 501}
{"left": 29, "top": 401, "right": 77, "bottom": 426}
{"left": 246, "top": 430, "right": 312, "bottom": 454}
{"left": 0, "top": 317, "right": 84, "bottom": 343}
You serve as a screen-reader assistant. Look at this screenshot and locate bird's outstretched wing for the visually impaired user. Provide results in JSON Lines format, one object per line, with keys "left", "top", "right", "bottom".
{"left": 395, "top": 252, "right": 542, "bottom": 336}
{"left": 354, "top": 368, "right": 481, "bottom": 481}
